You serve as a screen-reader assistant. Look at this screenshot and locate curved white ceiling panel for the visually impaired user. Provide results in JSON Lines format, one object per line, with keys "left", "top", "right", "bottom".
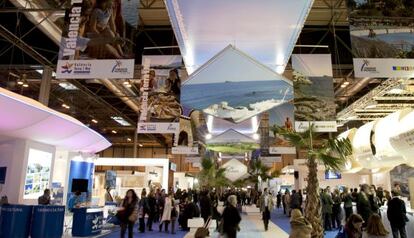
{"left": 352, "top": 121, "right": 376, "bottom": 169}
{"left": 390, "top": 109, "right": 414, "bottom": 165}
{"left": 0, "top": 87, "right": 111, "bottom": 153}
{"left": 165, "top": 0, "right": 314, "bottom": 74}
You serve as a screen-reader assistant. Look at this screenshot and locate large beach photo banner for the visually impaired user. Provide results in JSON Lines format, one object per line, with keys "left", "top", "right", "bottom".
{"left": 347, "top": 0, "right": 414, "bottom": 78}
{"left": 181, "top": 45, "right": 293, "bottom": 124}
{"left": 56, "top": 0, "right": 136, "bottom": 79}
{"left": 292, "top": 54, "right": 337, "bottom": 132}
{"left": 137, "top": 55, "right": 184, "bottom": 134}
{"left": 206, "top": 129, "right": 260, "bottom": 155}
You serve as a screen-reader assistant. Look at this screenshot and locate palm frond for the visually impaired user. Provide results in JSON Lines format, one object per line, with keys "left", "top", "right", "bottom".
{"left": 316, "top": 152, "right": 345, "bottom": 172}
{"left": 271, "top": 125, "right": 308, "bottom": 149}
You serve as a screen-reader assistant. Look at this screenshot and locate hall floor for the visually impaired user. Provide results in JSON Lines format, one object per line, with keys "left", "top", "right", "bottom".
{"left": 101, "top": 208, "right": 338, "bottom": 238}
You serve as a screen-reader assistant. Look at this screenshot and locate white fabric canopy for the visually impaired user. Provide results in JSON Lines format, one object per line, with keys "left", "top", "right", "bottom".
{"left": 165, "top": 0, "right": 314, "bottom": 74}
{"left": 0, "top": 87, "right": 111, "bottom": 153}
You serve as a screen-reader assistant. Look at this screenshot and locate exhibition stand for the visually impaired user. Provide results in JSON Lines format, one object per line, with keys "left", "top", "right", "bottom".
{"left": 0, "top": 204, "right": 65, "bottom": 238}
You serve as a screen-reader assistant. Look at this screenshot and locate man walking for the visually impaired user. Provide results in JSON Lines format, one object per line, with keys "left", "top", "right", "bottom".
{"left": 387, "top": 190, "right": 407, "bottom": 238}
{"left": 260, "top": 188, "right": 274, "bottom": 231}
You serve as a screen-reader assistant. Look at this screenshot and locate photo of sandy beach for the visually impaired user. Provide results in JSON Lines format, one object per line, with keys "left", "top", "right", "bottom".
{"left": 348, "top": 0, "right": 414, "bottom": 58}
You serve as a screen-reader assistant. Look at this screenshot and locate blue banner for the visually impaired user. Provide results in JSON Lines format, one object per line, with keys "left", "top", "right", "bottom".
{"left": 0, "top": 204, "right": 33, "bottom": 238}
{"left": 31, "top": 206, "right": 65, "bottom": 238}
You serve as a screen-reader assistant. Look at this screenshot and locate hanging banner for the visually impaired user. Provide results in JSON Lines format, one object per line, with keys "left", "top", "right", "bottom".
{"left": 353, "top": 58, "right": 414, "bottom": 78}
{"left": 56, "top": 0, "right": 135, "bottom": 79}
{"left": 347, "top": 1, "right": 414, "bottom": 78}
{"left": 292, "top": 54, "right": 337, "bottom": 132}
{"left": 267, "top": 102, "right": 296, "bottom": 154}
{"left": 269, "top": 147, "right": 296, "bottom": 155}
{"left": 260, "top": 156, "right": 282, "bottom": 166}
{"left": 172, "top": 146, "right": 199, "bottom": 155}
{"left": 137, "top": 122, "right": 179, "bottom": 134}
{"left": 137, "top": 56, "right": 183, "bottom": 134}
{"left": 185, "top": 157, "right": 201, "bottom": 163}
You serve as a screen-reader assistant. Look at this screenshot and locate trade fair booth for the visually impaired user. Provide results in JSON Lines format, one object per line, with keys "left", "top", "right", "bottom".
{"left": 0, "top": 88, "right": 110, "bottom": 237}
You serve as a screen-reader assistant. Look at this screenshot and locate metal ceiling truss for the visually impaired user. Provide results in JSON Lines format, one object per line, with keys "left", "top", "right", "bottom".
{"left": 337, "top": 78, "right": 411, "bottom": 123}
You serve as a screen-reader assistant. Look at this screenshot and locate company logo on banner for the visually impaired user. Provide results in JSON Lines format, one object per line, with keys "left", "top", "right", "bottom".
{"left": 269, "top": 147, "right": 296, "bottom": 155}
{"left": 137, "top": 122, "right": 179, "bottom": 134}
{"left": 172, "top": 146, "right": 199, "bottom": 155}
{"left": 354, "top": 58, "right": 414, "bottom": 78}
{"left": 57, "top": 60, "right": 134, "bottom": 79}
{"left": 56, "top": 0, "right": 135, "bottom": 79}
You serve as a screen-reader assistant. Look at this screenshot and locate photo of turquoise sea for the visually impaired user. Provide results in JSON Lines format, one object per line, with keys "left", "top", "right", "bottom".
{"left": 181, "top": 80, "right": 293, "bottom": 110}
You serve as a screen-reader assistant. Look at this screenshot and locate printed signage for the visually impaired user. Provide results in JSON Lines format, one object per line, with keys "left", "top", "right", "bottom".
{"left": 221, "top": 159, "right": 248, "bottom": 182}
{"left": 294, "top": 121, "right": 338, "bottom": 133}
{"left": 260, "top": 156, "right": 282, "bottom": 166}
{"left": 347, "top": 0, "right": 414, "bottom": 78}
{"left": 56, "top": 0, "right": 135, "bottom": 79}
{"left": 57, "top": 60, "right": 134, "bottom": 79}
{"left": 185, "top": 157, "right": 201, "bottom": 163}
{"left": 137, "top": 122, "right": 179, "bottom": 134}
{"left": 354, "top": 58, "right": 414, "bottom": 78}
{"left": 172, "top": 146, "right": 199, "bottom": 155}
{"left": 269, "top": 147, "right": 296, "bottom": 155}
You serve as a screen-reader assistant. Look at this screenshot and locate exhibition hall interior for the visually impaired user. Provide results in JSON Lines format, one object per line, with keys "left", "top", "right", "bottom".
{"left": 1, "top": 0, "right": 414, "bottom": 238}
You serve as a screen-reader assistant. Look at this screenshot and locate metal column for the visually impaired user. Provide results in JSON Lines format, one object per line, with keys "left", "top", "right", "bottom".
{"left": 38, "top": 66, "right": 52, "bottom": 106}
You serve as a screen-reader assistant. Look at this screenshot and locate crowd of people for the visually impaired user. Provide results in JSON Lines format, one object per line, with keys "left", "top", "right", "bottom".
{"left": 112, "top": 183, "right": 409, "bottom": 238}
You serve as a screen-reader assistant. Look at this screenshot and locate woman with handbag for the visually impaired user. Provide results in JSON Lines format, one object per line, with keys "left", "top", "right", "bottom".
{"left": 117, "top": 189, "right": 138, "bottom": 238}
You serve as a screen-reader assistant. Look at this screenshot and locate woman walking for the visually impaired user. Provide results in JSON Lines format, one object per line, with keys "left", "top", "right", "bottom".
{"left": 117, "top": 189, "right": 138, "bottom": 238}
{"left": 159, "top": 192, "right": 173, "bottom": 233}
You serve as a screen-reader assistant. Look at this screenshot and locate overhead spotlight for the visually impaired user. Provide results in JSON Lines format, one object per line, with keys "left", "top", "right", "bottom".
{"left": 343, "top": 81, "right": 350, "bottom": 85}
{"left": 253, "top": 133, "right": 260, "bottom": 140}
{"left": 127, "top": 138, "right": 132, "bottom": 142}
{"left": 138, "top": 143, "right": 143, "bottom": 147}
{"left": 111, "top": 130, "right": 117, "bottom": 134}
{"left": 22, "top": 82, "right": 29, "bottom": 88}
{"left": 340, "top": 84, "right": 347, "bottom": 88}
{"left": 205, "top": 133, "right": 212, "bottom": 140}
{"left": 17, "top": 80, "right": 24, "bottom": 85}
{"left": 123, "top": 80, "right": 132, "bottom": 88}
{"left": 62, "top": 104, "right": 70, "bottom": 109}
{"left": 91, "top": 119, "right": 98, "bottom": 124}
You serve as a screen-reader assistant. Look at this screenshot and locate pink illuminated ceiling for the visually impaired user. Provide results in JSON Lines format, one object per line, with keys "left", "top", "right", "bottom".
{"left": 0, "top": 87, "right": 111, "bottom": 153}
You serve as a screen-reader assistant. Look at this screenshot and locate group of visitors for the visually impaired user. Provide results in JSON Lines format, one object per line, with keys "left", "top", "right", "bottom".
{"left": 320, "top": 183, "right": 408, "bottom": 238}
{"left": 116, "top": 187, "right": 243, "bottom": 238}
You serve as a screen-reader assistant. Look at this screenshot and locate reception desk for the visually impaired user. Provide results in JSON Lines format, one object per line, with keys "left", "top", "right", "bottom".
{"left": 72, "top": 207, "right": 104, "bottom": 237}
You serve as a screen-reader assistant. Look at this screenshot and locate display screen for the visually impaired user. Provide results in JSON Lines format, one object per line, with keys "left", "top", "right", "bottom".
{"left": 71, "top": 179, "right": 88, "bottom": 192}
{"left": 325, "top": 170, "right": 341, "bottom": 179}
{"left": 24, "top": 149, "right": 52, "bottom": 199}
{"left": 0, "top": 167, "right": 6, "bottom": 184}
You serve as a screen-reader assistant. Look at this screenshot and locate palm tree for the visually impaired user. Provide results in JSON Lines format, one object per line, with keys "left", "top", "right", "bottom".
{"left": 245, "top": 160, "right": 281, "bottom": 190}
{"left": 198, "top": 156, "right": 230, "bottom": 196}
{"left": 271, "top": 125, "right": 352, "bottom": 238}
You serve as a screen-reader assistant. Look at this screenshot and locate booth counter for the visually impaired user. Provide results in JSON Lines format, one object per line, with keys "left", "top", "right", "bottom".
{"left": 72, "top": 207, "right": 104, "bottom": 237}
{"left": 0, "top": 204, "right": 65, "bottom": 238}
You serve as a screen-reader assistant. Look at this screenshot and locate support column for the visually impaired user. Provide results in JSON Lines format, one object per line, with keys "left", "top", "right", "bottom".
{"left": 38, "top": 66, "right": 52, "bottom": 106}
{"left": 133, "top": 127, "right": 138, "bottom": 158}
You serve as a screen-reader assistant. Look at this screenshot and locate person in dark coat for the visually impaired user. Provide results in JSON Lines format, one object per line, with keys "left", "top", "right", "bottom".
{"left": 222, "top": 195, "right": 241, "bottom": 238}
{"left": 117, "top": 189, "right": 138, "bottom": 238}
{"left": 147, "top": 190, "right": 156, "bottom": 231}
{"left": 199, "top": 190, "right": 212, "bottom": 222}
{"left": 387, "top": 190, "right": 407, "bottom": 238}
{"left": 357, "top": 184, "right": 373, "bottom": 227}
{"left": 276, "top": 191, "right": 282, "bottom": 209}
{"left": 290, "top": 190, "right": 301, "bottom": 210}
{"left": 179, "top": 196, "right": 199, "bottom": 231}
{"left": 138, "top": 190, "right": 150, "bottom": 233}
{"left": 321, "top": 188, "right": 334, "bottom": 231}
